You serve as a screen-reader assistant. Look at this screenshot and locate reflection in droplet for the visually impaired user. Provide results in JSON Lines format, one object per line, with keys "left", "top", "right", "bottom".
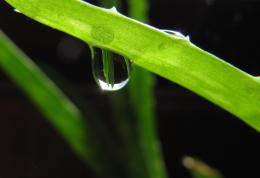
{"left": 162, "top": 29, "right": 190, "bottom": 41}
{"left": 90, "top": 47, "right": 131, "bottom": 91}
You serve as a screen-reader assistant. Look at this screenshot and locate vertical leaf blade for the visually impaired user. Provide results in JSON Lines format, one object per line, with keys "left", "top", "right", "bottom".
{"left": 128, "top": 0, "right": 168, "bottom": 178}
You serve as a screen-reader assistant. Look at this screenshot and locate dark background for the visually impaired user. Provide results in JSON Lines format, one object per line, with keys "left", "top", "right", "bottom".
{"left": 1, "top": 0, "right": 260, "bottom": 178}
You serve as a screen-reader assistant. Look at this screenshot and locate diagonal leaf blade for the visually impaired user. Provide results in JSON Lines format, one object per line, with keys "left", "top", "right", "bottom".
{"left": 0, "top": 31, "right": 99, "bottom": 171}
{"left": 3, "top": 0, "right": 260, "bottom": 132}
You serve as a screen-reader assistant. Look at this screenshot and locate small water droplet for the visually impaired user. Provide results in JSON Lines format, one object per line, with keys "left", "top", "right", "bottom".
{"left": 90, "top": 47, "right": 131, "bottom": 91}
{"left": 14, "top": 9, "right": 21, "bottom": 13}
{"left": 110, "top": 6, "right": 118, "bottom": 13}
{"left": 162, "top": 29, "right": 190, "bottom": 41}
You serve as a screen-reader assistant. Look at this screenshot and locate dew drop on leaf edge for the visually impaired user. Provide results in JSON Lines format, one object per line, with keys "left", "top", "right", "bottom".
{"left": 14, "top": 9, "right": 21, "bottom": 13}
{"left": 162, "top": 29, "right": 190, "bottom": 41}
{"left": 90, "top": 47, "right": 131, "bottom": 91}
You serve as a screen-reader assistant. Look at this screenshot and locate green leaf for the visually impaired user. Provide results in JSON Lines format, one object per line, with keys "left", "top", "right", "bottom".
{"left": 127, "top": 0, "right": 168, "bottom": 178}
{"left": 183, "top": 156, "right": 223, "bottom": 178}
{"left": 4, "top": 0, "right": 260, "bottom": 131}
{"left": 0, "top": 30, "right": 92, "bottom": 164}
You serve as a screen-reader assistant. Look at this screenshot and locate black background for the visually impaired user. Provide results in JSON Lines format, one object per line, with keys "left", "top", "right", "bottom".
{"left": 1, "top": 0, "right": 260, "bottom": 178}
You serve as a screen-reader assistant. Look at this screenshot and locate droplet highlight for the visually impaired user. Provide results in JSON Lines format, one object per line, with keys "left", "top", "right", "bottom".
{"left": 90, "top": 47, "right": 131, "bottom": 91}
{"left": 110, "top": 6, "right": 118, "bottom": 13}
{"left": 14, "top": 9, "right": 21, "bottom": 13}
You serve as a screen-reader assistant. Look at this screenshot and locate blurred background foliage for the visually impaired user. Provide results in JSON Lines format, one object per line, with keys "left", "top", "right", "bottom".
{"left": 0, "top": 0, "right": 260, "bottom": 178}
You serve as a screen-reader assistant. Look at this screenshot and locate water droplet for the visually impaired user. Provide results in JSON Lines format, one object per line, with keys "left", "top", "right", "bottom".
{"left": 14, "top": 9, "right": 21, "bottom": 13}
{"left": 162, "top": 29, "right": 190, "bottom": 41}
{"left": 110, "top": 6, "right": 118, "bottom": 13}
{"left": 90, "top": 47, "right": 131, "bottom": 91}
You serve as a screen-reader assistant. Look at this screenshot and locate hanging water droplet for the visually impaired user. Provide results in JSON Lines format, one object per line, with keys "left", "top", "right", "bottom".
{"left": 90, "top": 47, "right": 131, "bottom": 91}
{"left": 162, "top": 29, "right": 190, "bottom": 41}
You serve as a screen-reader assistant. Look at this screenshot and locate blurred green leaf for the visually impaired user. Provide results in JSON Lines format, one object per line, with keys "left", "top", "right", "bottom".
{"left": 0, "top": 31, "right": 90, "bottom": 161}
{"left": 128, "top": 0, "right": 167, "bottom": 178}
{"left": 0, "top": 31, "right": 123, "bottom": 178}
